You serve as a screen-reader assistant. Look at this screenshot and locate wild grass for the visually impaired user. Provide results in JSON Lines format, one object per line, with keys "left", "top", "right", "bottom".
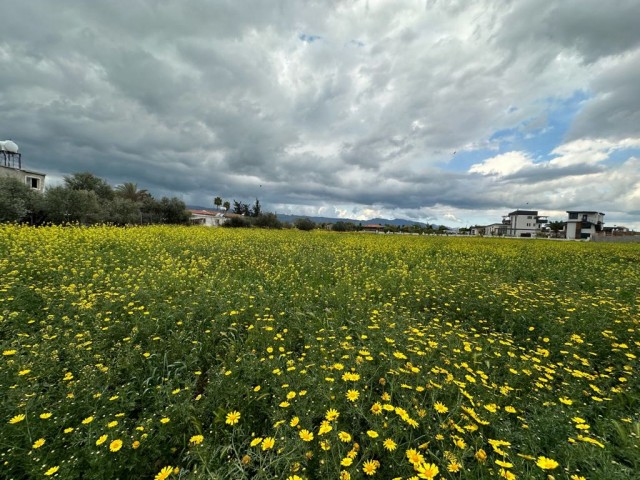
{"left": 1, "top": 225, "right": 639, "bottom": 479}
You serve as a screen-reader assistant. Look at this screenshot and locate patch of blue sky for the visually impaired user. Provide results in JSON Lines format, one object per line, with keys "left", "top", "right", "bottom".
{"left": 448, "top": 90, "right": 591, "bottom": 172}
{"left": 608, "top": 147, "right": 640, "bottom": 165}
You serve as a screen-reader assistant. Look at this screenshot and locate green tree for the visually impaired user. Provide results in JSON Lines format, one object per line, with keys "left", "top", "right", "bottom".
{"left": 44, "top": 187, "right": 104, "bottom": 224}
{"left": 107, "top": 198, "right": 142, "bottom": 225}
{"left": 64, "top": 172, "right": 114, "bottom": 201}
{"left": 294, "top": 217, "right": 315, "bottom": 231}
{"left": 115, "top": 182, "right": 150, "bottom": 202}
{"left": 253, "top": 213, "right": 282, "bottom": 229}
{"left": 158, "top": 197, "right": 191, "bottom": 224}
{"left": 214, "top": 196, "right": 222, "bottom": 210}
{"left": 223, "top": 201, "right": 230, "bottom": 211}
{"left": 548, "top": 221, "right": 565, "bottom": 238}
{"left": 251, "top": 198, "right": 261, "bottom": 217}
{"left": 0, "top": 176, "right": 34, "bottom": 222}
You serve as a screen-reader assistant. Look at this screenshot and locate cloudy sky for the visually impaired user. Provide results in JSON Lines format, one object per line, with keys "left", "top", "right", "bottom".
{"left": 2, "top": 0, "right": 640, "bottom": 228}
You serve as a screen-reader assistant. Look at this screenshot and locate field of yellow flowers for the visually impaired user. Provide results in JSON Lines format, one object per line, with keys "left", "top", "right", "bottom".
{"left": 1, "top": 225, "right": 639, "bottom": 479}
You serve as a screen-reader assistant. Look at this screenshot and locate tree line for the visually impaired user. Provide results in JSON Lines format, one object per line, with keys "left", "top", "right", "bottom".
{"left": 0, "top": 172, "right": 191, "bottom": 225}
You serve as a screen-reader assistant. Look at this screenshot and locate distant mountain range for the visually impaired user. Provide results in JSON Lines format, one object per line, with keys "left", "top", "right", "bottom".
{"left": 187, "top": 205, "right": 439, "bottom": 228}
{"left": 275, "top": 213, "right": 436, "bottom": 228}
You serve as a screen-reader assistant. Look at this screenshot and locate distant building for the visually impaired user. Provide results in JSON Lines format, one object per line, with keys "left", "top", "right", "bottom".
{"left": 502, "top": 210, "right": 548, "bottom": 237}
{"left": 566, "top": 211, "right": 605, "bottom": 240}
{"left": 0, "top": 140, "right": 46, "bottom": 192}
{"left": 485, "top": 223, "right": 507, "bottom": 236}
{"left": 189, "top": 209, "right": 248, "bottom": 227}
{"left": 361, "top": 224, "right": 384, "bottom": 233}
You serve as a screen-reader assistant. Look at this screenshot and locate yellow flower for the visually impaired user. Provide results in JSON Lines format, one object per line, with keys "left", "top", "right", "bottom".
{"left": 370, "top": 402, "right": 383, "bottom": 415}
{"left": 132, "top": 440, "right": 141, "bottom": 449}
{"left": 160, "top": 417, "right": 170, "bottom": 424}
{"left": 341, "top": 457, "right": 353, "bottom": 467}
{"left": 110, "top": 439, "right": 123, "bottom": 452}
{"left": 326, "top": 408, "right": 340, "bottom": 421}
{"left": 434, "top": 402, "right": 449, "bottom": 413}
{"left": 536, "top": 456, "right": 559, "bottom": 470}
{"left": 154, "top": 466, "right": 173, "bottom": 480}
{"left": 33, "top": 438, "right": 46, "bottom": 449}
{"left": 81, "top": 416, "right": 94, "bottom": 424}
{"left": 318, "top": 420, "right": 333, "bottom": 435}
{"left": 299, "top": 429, "right": 314, "bottom": 442}
{"left": 44, "top": 466, "right": 60, "bottom": 476}
{"left": 18, "top": 369, "right": 31, "bottom": 376}
{"left": 226, "top": 411, "right": 241, "bottom": 425}
{"left": 2, "top": 349, "right": 17, "bottom": 356}
{"left": 262, "top": 437, "right": 275, "bottom": 450}
{"left": 290, "top": 416, "right": 300, "bottom": 427}
{"left": 64, "top": 427, "right": 74, "bottom": 434}
{"left": 406, "top": 449, "right": 424, "bottom": 465}
{"left": 338, "top": 431, "right": 352, "bottom": 443}
{"left": 9, "top": 414, "right": 26, "bottom": 424}
{"left": 107, "top": 420, "right": 118, "bottom": 428}
{"left": 474, "top": 449, "right": 487, "bottom": 462}
{"left": 383, "top": 438, "right": 397, "bottom": 451}
{"left": 363, "top": 460, "right": 379, "bottom": 476}
{"left": 414, "top": 462, "right": 439, "bottom": 479}
{"left": 40, "top": 412, "right": 53, "bottom": 419}
{"left": 96, "top": 434, "right": 108, "bottom": 446}
{"left": 250, "top": 437, "right": 263, "bottom": 447}
{"left": 367, "top": 430, "right": 379, "bottom": 438}
{"left": 190, "top": 435, "right": 204, "bottom": 445}
{"left": 495, "top": 459, "right": 513, "bottom": 468}
{"left": 346, "top": 389, "right": 360, "bottom": 402}
{"left": 447, "top": 461, "right": 462, "bottom": 472}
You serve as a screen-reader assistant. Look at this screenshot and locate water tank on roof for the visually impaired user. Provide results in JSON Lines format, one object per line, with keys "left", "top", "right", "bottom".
{"left": 1, "top": 140, "right": 19, "bottom": 153}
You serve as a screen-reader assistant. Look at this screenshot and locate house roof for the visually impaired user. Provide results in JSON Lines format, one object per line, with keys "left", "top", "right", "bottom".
{"left": 508, "top": 210, "right": 538, "bottom": 215}
{"left": 189, "top": 209, "right": 227, "bottom": 217}
{"left": 566, "top": 211, "right": 605, "bottom": 215}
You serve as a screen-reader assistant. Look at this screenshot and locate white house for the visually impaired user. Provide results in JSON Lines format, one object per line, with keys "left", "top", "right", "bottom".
{"left": 1, "top": 140, "right": 46, "bottom": 192}
{"left": 566, "top": 211, "right": 605, "bottom": 240}
{"left": 485, "top": 222, "right": 507, "bottom": 236}
{"left": 189, "top": 209, "right": 228, "bottom": 226}
{"left": 502, "top": 210, "right": 548, "bottom": 237}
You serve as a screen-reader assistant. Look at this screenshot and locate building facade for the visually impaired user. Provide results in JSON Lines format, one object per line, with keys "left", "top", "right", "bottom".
{"left": 566, "top": 211, "right": 605, "bottom": 240}
{"left": 502, "top": 210, "right": 548, "bottom": 237}
{"left": 0, "top": 165, "right": 46, "bottom": 192}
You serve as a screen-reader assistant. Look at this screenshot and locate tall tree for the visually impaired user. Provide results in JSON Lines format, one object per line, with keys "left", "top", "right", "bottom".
{"left": 214, "top": 196, "right": 222, "bottom": 210}
{"left": 251, "top": 198, "right": 261, "bottom": 217}
{"left": 64, "top": 172, "right": 114, "bottom": 201}
{"left": 223, "top": 201, "right": 230, "bottom": 211}
{"left": 115, "top": 182, "right": 150, "bottom": 202}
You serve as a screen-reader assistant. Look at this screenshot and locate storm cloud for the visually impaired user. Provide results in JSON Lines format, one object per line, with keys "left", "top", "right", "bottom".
{"left": 1, "top": 0, "right": 639, "bottom": 228}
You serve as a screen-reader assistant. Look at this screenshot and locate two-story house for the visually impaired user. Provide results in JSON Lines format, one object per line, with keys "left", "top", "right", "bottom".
{"left": 502, "top": 210, "right": 548, "bottom": 237}
{"left": 566, "top": 211, "right": 604, "bottom": 240}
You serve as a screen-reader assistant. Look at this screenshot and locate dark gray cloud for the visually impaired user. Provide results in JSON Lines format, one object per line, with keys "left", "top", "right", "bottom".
{"left": 0, "top": 0, "right": 639, "bottom": 228}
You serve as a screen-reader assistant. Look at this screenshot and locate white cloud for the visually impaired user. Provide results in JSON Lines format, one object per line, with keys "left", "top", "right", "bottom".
{"left": 469, "top": 151, "right": 535, "bottom": 177}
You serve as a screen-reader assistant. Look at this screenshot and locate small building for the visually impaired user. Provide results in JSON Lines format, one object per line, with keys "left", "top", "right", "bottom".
{"left": 1, "top": 140, "right": 46, "bottom": 192}
{"left": 361, "top": 224, "right": 385, "bottom": 233}
{"left": 485, "top": 223, "right": 507, "bottom": 236}
{"left": 502, "top": 210, "right": 548, "bottom": 237}
{"left": 189, "top": 209, "right": 228, "bottom": 227}
{"left": 566, "top": 211, "right": 605, "bottom": 240}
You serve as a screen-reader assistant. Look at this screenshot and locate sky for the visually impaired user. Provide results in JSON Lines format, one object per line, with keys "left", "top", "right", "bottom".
{"left": 2, "top": 0, "right": 640, "bottom": 228}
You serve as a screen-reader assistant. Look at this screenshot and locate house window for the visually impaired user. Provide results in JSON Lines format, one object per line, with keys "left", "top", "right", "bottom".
{"left": 25, "top": 176, "right": 40, "bottom": 189}
{"left": 527, "top": 216, "right": 532, "bottom": 219}
{"left": 582, "top": 214, "right": 588, "bottom": 222}
{"left": 569, "top": 213, "right": 578, "bottom": 219}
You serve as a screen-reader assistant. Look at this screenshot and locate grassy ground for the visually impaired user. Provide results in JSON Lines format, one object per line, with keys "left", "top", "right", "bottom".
{"left": 1, "top": 225, "right": 639, "bottom": 479}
